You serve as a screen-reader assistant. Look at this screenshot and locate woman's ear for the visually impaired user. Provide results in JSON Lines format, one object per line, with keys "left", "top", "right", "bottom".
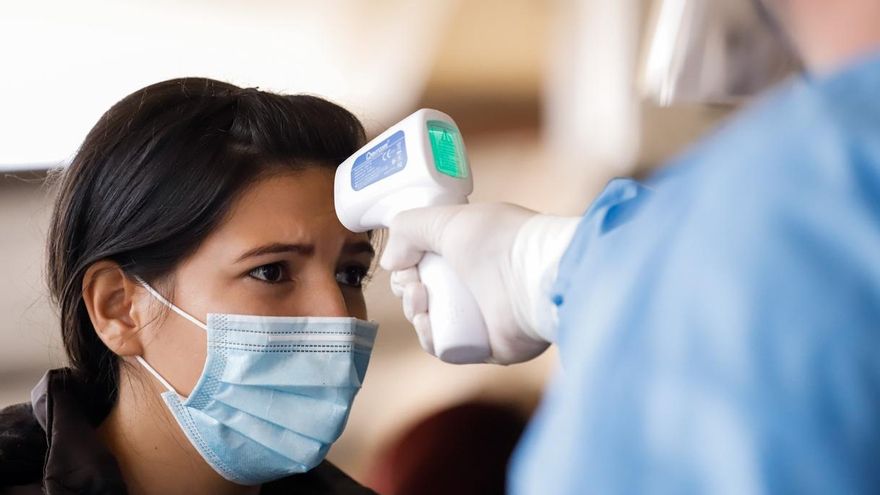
{"left": 82, "top": 260, "right": 145, "bottom": 357}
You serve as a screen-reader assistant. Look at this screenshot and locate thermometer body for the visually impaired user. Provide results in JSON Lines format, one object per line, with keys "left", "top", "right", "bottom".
{"left": 334, "top": 109, "right": 490, "bottom": 364}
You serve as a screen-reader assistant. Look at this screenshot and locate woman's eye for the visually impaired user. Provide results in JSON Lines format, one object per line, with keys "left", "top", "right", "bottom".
{"left": 248, "top": 263, "right": 288, "bottom": 284}
{"left": 337, "top": 265, "right": 369, "bottom": 288}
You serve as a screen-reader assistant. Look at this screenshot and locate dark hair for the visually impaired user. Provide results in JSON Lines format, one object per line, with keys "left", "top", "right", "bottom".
{"left": 46, "top": 77, "right": 366, "bottom": 394}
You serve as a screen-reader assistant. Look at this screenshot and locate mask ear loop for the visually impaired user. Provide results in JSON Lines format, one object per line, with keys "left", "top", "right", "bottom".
{"left": 131, "top": 276, "right": 209, "bottom": 395}
{"left": 135, "top": 355, "right": 178, "bottom": 394}
{"left": 134, "top": 276, "right": 209, "bottom": 331}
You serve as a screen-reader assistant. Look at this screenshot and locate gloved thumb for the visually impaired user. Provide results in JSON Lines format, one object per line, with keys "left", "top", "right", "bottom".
{"left": 379, "top": 205, "right": 462, "bottom": 271}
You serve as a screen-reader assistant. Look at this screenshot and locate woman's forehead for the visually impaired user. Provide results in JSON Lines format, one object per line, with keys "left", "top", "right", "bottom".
{"left": 207, "top": 169, "right": 368, "bottom": 252}
{"left": 237, "top": 168, "right": 335, "bottom": 215}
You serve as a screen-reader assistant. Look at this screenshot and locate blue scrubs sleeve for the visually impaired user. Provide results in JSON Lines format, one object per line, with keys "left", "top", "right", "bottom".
{"left": 510, "top": 53, "right": 880, "bottom": 494}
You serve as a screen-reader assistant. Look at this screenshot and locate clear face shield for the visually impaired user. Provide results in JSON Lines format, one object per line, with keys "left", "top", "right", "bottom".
{"left": 640, "top": 0, "right": 803, "bottom": 106}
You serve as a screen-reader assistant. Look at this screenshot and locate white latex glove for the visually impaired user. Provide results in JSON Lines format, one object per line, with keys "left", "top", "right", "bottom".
{"left": 380, "top": 203, "right": 580, "bottom": 364}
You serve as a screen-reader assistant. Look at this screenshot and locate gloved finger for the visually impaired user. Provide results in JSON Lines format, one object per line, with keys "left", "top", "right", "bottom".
{"left": 390, "top": 267, "right": 421, "bottom": 298}
{"left": 402, "top": 281, "right": 428, "bottom": 322}
{"left": 380, "top": 206, "right": 462, "bottom": 271}
{"left": 412, "top": 312, "right": 434, "bottom": 355}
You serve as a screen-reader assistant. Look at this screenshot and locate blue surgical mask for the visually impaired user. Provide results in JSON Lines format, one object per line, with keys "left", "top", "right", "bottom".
{"left": 133, "top": 278, "right": 378, "bottom": 485}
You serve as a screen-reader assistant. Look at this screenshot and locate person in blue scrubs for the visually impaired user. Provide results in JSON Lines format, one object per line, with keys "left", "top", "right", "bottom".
{"left": 380, "top": 0, "right": 880, "bottom": 492}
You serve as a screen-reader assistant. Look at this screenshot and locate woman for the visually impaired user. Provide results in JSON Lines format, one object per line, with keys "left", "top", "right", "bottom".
{"left": 0, "top": 78, "right": 380, "bottom": 494}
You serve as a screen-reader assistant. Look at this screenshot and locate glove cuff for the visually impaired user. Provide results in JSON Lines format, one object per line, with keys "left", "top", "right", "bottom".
{"left": 508, "top": 214, "right": 580, "bottom": 343}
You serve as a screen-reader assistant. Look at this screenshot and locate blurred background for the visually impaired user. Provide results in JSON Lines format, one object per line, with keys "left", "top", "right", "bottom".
{"left": 1, "top": 0, "right": 783, "bottom": 492}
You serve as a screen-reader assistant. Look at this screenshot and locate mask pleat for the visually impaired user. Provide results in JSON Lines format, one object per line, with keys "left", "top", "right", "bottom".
{"left": 187, "top": 401, "right": 328, "bottom": 466}
{"left": 214, "top": 350, "right": 367, "bottom": 388}
{"left": 207, "top": 383, "right": 352, "bottom": 442}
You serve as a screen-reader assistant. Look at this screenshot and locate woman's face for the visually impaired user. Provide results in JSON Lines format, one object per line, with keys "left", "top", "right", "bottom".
{"left": 138, "top": 167, "right": 374, "bottom": 395}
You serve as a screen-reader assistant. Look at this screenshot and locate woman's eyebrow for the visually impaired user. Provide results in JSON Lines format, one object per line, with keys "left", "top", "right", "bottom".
{"left": 344, "top": 241, "right": 375, "bottom": 257}
{"left": 235, "top": 243, "right": 314, "bottom": 262}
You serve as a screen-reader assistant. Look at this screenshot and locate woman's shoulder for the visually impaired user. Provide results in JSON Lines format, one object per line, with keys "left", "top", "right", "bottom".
{"left": 0, "top": 402, "right": 46, "bottom": 489}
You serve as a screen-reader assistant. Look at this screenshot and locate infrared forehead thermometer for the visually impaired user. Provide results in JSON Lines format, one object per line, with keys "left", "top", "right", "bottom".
{"left": 334, "top": 109, "right": 490, "bottom": 364}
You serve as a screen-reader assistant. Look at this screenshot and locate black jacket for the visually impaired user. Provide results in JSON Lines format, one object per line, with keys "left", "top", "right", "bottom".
{"left": 0, "top": 368, "right": 376, "bottom": 494}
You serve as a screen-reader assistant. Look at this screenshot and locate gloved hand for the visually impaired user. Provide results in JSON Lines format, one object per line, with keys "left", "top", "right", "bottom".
{"left": 380, "top": 203, "right": 580, "bottom": 364}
